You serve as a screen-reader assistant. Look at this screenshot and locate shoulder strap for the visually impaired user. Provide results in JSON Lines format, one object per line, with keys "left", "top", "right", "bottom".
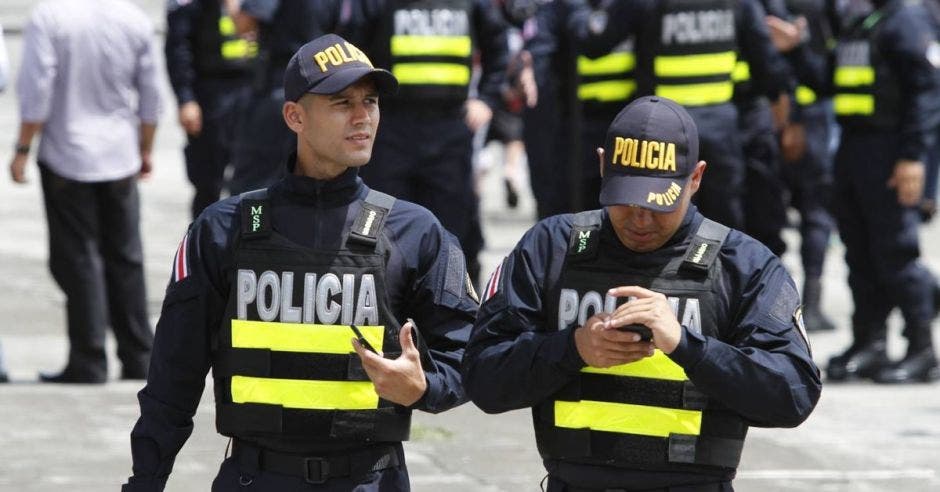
{"left": 681, "top": 218, "right": 730, "bottom": 274}
{"left": 239, "top": 188, "right": 271, "bottom": 240}
{"left": 566, "top": 210, "right": 604, "bottom": 260}
{"left": 347, "top": 189, "right": 396, "bottom": 250}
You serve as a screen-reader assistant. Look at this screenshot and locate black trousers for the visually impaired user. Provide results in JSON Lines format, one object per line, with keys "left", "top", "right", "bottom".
{"left": 39, "top": 165, "right": 153, "bottom": 379}
{"left": 211, "top": 453, "right": 410, "bottom": 491}
{"left": 780, "top": 101, "right": 836, "bottom": 278}
{"left": 833, "top": 131, "right": 936, "bottom": 338}
{"left": 229, "top": 85, "right": 292, "bottom": 196}
{"left": 688, "top": 104, "right": 746, "bottom": 230}
{"left": 739, "top": 98, "right": 787, "bottom": 256}
{"left": 185, "top": 77, "right": 252, "bottom": 218}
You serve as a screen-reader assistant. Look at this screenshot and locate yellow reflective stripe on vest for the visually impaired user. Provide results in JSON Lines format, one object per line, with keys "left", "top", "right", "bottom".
{"left": 796, "top": 85, "right": 817, "bottom": 105}
{"left": 231, "top": 376, "right": 379, "bottom": 410}
{"left": 577, "top": 52, "right": 636, "bottom": 76}
{"left": 655, "top": 81, "right": 734, "bottom": 106}
{"left": 555, "top": 400, "right": 702, "bottom": 437}
{"left": 219, "top": 16, "right": 236, "bottom": 36}
{"left": 834, "top": 66, "right": 875, "bottom": 87}
{"left": 732, "top": 60, "right": 750, "bottom": 82}
{"left": 834, "top": 93, "right": 875, "bottom": 115}
{"left": 221, "top": 40, "right": 257, "bottom": 59}
{"left": 390, "top": 35, "right": 472, "bottom": 57}
{"left": 653, "top": 51, "right": 736, "bottom": 77}
{"left": 581, "top": 350, "right": 688, "bottom": 381}
{"left": 578, "top": 80, "right": 637, "bottom": 102}
{"left": 218, "top": 15, "right": 256, "bottom": 59}
{"left": 392, "top": 63, "right": 470, "bottom": 85}
{"left": 231, "top": 320, "right": 384, "bottom": 354}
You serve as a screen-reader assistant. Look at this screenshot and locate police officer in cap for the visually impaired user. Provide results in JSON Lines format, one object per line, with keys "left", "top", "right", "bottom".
{"left": 826, "top": 0, "right": 940, "bottom": 383}
{"left": 122, "top": 34, "right": 477, "bottom": 491}
{"left": 463, "top": 96, "right": 821, "bottom": 491}
{"left": 222, "top": 0, "right": 346, "bottom": 195}
{"left": 165, "top": 0, "right": 257, "bottom": 218}
{"left": 569, "top": 0, "right": 789, "bottom": 230}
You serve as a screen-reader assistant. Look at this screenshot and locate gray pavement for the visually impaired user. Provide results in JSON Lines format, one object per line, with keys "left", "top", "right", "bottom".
{"left": 1, "top": 2, "right": 939, "bottom": 491}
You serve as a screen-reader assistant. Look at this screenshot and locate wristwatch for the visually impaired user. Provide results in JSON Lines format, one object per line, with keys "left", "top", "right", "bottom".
{"left": 14, "top": 143, "right": 30, "bottom": 155}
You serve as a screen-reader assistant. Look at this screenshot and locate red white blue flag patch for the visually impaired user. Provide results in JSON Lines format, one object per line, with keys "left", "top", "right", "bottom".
{"left": 172, "top": 232, "right": 190, "bottom": 282}
{"left": 482, "top": 258, "right": 505, "bottom": 302}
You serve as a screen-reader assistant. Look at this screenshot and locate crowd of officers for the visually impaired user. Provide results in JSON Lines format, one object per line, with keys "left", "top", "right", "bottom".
{"left": 168, "top": 0, "right": 940, "bottom": 385}
{"left": 140, "top": 0, "right": 940, "bottom": 489}
{"left": 110, "top": 0, "right": 940, "bottom": 491}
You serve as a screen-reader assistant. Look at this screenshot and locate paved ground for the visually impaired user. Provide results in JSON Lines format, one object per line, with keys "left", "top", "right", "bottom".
{"left": 1, "top": 2, "right": 939, "bottom": 491}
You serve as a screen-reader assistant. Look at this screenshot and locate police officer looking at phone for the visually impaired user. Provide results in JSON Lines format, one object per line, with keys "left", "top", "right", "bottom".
{"left": 122, "top": 34, "right": 477, "bottom": 491}
{"left": 462, "top": 96, "right": 821, "bottom": 492}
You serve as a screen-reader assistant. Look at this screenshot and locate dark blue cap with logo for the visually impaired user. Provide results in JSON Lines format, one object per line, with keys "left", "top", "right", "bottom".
{"left": 284, "top": 33, "right": 398, "bottom": 102}
{"left": 599, "top": 96, "right": 699, "bottom": 212}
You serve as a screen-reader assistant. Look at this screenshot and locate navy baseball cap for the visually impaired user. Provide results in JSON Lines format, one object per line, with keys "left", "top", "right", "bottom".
{"left": 284, "top": 34, "right": 398, "bottom": 102}
{"left": 599, "top": 96, "right": 699, "bottom": 212}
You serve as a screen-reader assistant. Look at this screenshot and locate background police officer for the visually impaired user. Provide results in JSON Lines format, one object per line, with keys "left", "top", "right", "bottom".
{"left": 223, "top": 0, "right": 346, "bottom": 195}
{"left": 569, "top": 0, "right": 787, "bottom": 230}
{"left": 165, "top": 0, "right": 257, "bottom": 218}
{"left": 463, "top": 96, "right": 821, "bottom": 491}
{"left": 734, "top": 0, "right": 798, "bottom": 256}
{"left": 122, "top": 34, "right": 478, "bottom": 491}
{"left": 826, "top": 0, "right": 940, "bottom": 384}
{"left": 342, "top": 0, "right": 510, "bottom": 286}
{"left": 766, "top": 0, "right": 840, "bottom": 332}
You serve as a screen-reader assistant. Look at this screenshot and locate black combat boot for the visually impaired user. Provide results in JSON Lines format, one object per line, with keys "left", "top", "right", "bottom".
{"left": 827, "top": 335, "right": 889, "bottom": 382}
{"left": 803, "top": 277, "right": 835, "bottom": 332}
{"left": 873, "top": 347, "right": 940, "bottom": 384}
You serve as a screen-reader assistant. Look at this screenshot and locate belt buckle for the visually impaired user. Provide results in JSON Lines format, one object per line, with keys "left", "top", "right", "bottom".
{"left": 304, "top": 457, "right": 330, "bottom": 484}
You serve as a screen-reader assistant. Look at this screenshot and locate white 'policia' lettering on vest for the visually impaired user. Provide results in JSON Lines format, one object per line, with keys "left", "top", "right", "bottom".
{"left": 236, "top": 270, "right": 379, "bottom": 325}
{"left": 661, "top": 10, "right": 735, "bottom": 45}
{"left": 394, "top": 9, "right": 469, "bottom": 36}
{"left": 558, "top": 289, "right": 703, "bottom": 334}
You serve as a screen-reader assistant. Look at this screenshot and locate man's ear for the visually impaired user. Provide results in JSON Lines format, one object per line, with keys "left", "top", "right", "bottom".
{"left": 597, "top": 147, "right": 605, "bottom": 177}
{"left": 283, "top": 101, "right": 304, "bottom": 132}
{"left": 688, "top": 160, "right": 707, "bottom": 194}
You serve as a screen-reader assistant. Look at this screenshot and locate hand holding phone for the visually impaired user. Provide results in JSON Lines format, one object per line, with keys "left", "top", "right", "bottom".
{"left": 617, "top": 324, "right": 653, "bottom": 342}
{"left": 350, "top": 324, "right": 378, "bottom": 353}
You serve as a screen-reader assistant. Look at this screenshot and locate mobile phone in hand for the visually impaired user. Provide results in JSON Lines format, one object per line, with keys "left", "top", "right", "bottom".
{"left": 617, "top": 324, "right": 653, "bottom": 342}
{"left": 350, "top": 324, "right": 378, "bottom": 353}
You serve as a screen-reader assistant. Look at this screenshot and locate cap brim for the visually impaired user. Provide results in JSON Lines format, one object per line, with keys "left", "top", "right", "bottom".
{"left": 308, "top": 67, "right": 399, "bottom": 96}
{"left": 599, "top": 174, "right": 686, "bottom": 212}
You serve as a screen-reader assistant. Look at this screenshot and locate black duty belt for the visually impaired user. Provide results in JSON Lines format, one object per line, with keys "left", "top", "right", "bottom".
{"left": 232, "top": 439, "right": 400, "bottom": 484}
{"left": 557, "top": 482, "right": 728, "bottom": 492}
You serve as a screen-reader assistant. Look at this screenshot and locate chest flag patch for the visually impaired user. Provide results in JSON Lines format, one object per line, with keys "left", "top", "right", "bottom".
{"left": 482, "top": 258, "right": 505, "bottom": 303}
{"left": 172, "top": 232, "right": 190, "bottom": 283}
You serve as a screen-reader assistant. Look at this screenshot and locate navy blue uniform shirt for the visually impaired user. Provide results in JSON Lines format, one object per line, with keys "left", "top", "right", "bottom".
{"left": 462, "top": 205, "right": 822, "bottom": 487}
{"left": 124, "top": 158, "right": 477, "bottom": 490}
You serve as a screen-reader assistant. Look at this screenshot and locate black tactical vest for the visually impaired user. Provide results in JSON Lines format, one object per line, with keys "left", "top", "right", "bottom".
{"left": 371, "top": 0, "right": 475, "bottom": 107}
{"left": 214, "top": 190, "right": 411, "bottom": 443}
{"left": 578, "top": 38, "right": 637, "bottom": 122}
{"left": 535, "top": 211, "right": 748, "bottom": 473}
{"left": 644, "top": 0, "right": 738, "bottom": 107}
{"left": 193, "top": 0, "right": 257, "bottom": 77}
{"left": 833, "top": 2, "right": 903, "bottom": 129}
